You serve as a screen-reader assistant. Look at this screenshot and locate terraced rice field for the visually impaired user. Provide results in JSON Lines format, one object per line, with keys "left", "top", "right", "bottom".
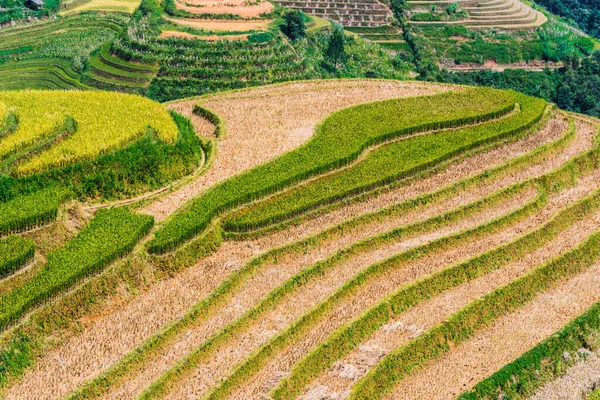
{"left": 82, "top": 42, "right": 158, "bottom": 94}
{"left": 172, "top": 0, "right": 274, "bottom": 18}
{"left": 275, "top": 0, "right": 393, "bottom": 27}
{"left": 3, "top": 79, "right": 600, "bottom": 400}
{"left": 61, "top": 0, "right": 143, "bottom": 15}
{"left": 408, "top": 0, "right": 547, "bottom": 29}
{"left": 345, "top": 25, "right": 410, "bottom": 53}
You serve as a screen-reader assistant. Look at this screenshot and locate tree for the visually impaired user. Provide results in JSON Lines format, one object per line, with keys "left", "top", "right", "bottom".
{"left": 281, "top": 10, "right": 306, "bottom": 41}
{"left": 556, "top": 85, "right": 574, "bottom": 110}
{"left": 326, "top": 23, "right": 347, "bottom": 70}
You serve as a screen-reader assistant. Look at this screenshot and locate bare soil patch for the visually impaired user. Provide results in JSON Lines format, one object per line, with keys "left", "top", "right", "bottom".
{"left": 159, "top": 31, "right": 249, "bottom": 41}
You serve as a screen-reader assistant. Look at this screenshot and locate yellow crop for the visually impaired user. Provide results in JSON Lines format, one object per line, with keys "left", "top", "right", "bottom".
{"left": 0, "top": 90, "right": 178, "bottom": 175}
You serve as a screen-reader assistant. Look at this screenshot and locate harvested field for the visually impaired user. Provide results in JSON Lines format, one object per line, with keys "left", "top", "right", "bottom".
{"left": 5, "top": 82, "right": 600, "bottom": 400}
{"left": 530, "top": 351, "right": 600, "bottom": 400}
{"left": 385, "top": 262, "right": 600, "bottom": 399}
{"left": 143, "top": 80, "right": 453, "bottom": 222}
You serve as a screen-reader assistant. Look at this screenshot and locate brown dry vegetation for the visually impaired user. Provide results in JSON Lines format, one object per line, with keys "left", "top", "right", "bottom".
{"left": 306, "top": 182, "right": 600, "bottom": 397}
{"left": 386, "top": 262, "right": 600, "bottom": 399}
{"left": 159, "top": 31, "right": 249, "bottom": 40}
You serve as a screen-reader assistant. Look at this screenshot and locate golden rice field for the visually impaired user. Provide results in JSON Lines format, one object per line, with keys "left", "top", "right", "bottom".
{"left": 0, "top": 91, "right": 177, "bottom": 176}
{"left": 2, "top": 80, "right": 600, "bottom": 400}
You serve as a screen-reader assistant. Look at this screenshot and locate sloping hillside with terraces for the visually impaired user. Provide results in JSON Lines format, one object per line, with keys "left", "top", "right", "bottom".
{"left": 275, "top": 0, "right": 393, "bottom": 27}
{"left": 5, "top": 79, "right": 600, "bottom": 400}
{"left": 407, "top": 0, "right": 547, "bottom": 29}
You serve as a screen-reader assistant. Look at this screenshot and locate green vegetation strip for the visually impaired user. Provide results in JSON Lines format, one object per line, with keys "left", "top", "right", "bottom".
{"left": 225, "top": 94, "right": 545, "bottom": 231}
{"left": 590, "top": 388, "right": 600, "bottom": 400}
{"left": 140, "top": 180, "right": 542, "bottom": 399}
{"left": 0, "top": 236, "right": 35, "bottom": 278}
{"left": 208, "top": 185, "right": 547, "bottom": 400}
{"left": 459, "top": 297, "right": 600, "bottom": 400}
{"left": 348, "top": 204, "right": 600, "bottom": 399}
{"left": 269, "top": 157, "right": 594, "bottom": 399}
{"left": 0, "top": 207, "right": 153, "bottom": 331}
{"left": 148, "top": 87, "right": 518, "bottom": 254}
{"left": 223, "top": 107, "right": 562, "bottom": 241}
{"left": 0, "top": 189, "right": 68, "bottom": 235}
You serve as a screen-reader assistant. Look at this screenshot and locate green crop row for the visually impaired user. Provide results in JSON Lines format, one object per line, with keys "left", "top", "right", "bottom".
{"left": 224, "top": 107, "right": 561, "bottom": 241}
{"left": 207, "top": 183, "right": 545, "bottom": 400}
{"left": 459, "top": 299, "right": 600, "bottom": 400}
{"left": 210, "top": 116, "right": 589, "bottom": 399}
{"left": 148, "top": 87, "right": 518, "bottom": 254}
{"left": 225, "top": 94, "right": 545, "bottom": 232}
{"left": 88, "top": 56, "right": 153, "bottom": 84}
{"left": 193, "top": 105, "right": 224, "bottom": 138}
{"left": 0, "top": 236, "right": 35, "bottom": 278}
{"left": 0, "top": 207, "right": 153, "bottom": 331}
{"left": 349, "top": 200, "right": 600, "bottom": 399}
{"left": 66, "top": 109, "right": 569, "bottom": 400}
{"left": 0, "top": 58, "right": 91, "bottom": 91}
{"left": 0, "top": 188, "right": 68, "bottom": 235}
{"left": 98, "top": 42, "right": 157, "bottom": 74}
{"left": 270, "top": 150, "right": 597, "bottom": 398}
{"left": 0, "top": 15, "right": 124, "bottom": 50}
{"left": 140, "top": 179, "right": 543, "bottom": 399}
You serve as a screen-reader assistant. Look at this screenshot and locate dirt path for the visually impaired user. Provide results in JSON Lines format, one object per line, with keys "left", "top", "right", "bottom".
{"left": 385, "top": 262, "right": 600, "bottom": 399}
{"left": 165, "top": 190, "right": 534, "bottom": 399}
{"left": 159, "top": 31, "right": 249, "bottom": 41}
{"left": 227, "top": 171, "right": 600, "bottom": 399}
{"left": 305, "top": 203, "right": 600, "bottom": 398}
{"left": 141, "top": 80, "right": 452, "bottom": 222}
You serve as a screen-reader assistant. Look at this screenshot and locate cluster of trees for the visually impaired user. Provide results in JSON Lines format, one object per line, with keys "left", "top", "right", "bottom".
{"left": 534, "top": 0, "right": 600, "bottom": 39}
{"left": 436, "top": 53, "right": 600, "bottom": 117}
{"left": 281, "top": 11, "right": 347, "bottom": 71}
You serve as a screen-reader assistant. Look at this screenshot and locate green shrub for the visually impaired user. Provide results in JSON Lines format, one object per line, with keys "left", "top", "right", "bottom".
{"left": 0, "top": 235, "right": 34, "bottom": 278}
